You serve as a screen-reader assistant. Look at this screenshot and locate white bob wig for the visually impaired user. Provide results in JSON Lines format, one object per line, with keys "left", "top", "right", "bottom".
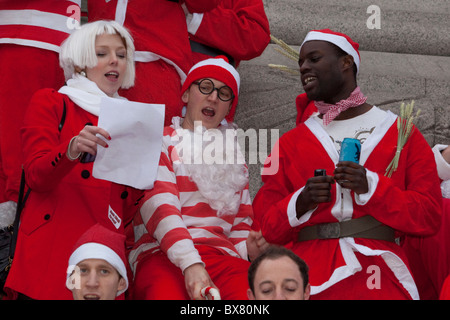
{"left": 59, "top": 20, "right": 135, "bottom": 89}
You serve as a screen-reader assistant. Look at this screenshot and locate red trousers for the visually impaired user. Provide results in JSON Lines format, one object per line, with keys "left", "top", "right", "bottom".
{"left": 132, "top": 245, "right": 250, "bottom": 300}
{"left": 0, "top": 44, "right": 64, "bottom": 202}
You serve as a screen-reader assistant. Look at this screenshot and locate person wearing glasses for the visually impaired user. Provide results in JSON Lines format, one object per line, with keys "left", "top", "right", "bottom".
{"left": 129, "top": 56, "right": 268, "bottom": 300}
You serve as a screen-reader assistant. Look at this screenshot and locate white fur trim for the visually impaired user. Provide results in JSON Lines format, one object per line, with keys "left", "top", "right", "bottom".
{"left": 287, "top": 187, "right": 318, "bottom": 227}
{"left": 359, "top": 110, "right": 396, "bottom": 165}
{"left": 354, "top": 169, "right": 379, "bottom": 205}
{"left": 301, "top": 31, "right": 360, "bottom": 74}
{"left": 310, "top": 238, "right": 362, "bottom": 295}
{"left": 134, "top": 51, "right": 187, "bottom": 83}
{"left": 432, "top": 144, "right": 450, "bottom": 198}
{"left": 0, "top": 38, "right": 60, "bottom": 52}
{"left": 187, "top": 13, "right": 204, "bottom": 35}
{"left": 0, "top": 10, "right": 73, "bottom": 34}
{"left": 310, "top": 238, "right": 419, "bottom": 300}
{"left": 188, "top": 57, "right": 240, "bottom": 92}
{"left": 433, "top": 144, "right": 450, "bottom": 181}
{"left": 114, "top": 0, "right": 128, "bottom": 26}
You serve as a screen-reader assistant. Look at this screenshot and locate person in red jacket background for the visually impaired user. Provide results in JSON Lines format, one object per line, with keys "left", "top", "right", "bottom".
{"left": 5, "top": 20, "right": 141, "bottom": 300}
{"left": 401, "top": 144, "right": 450, "bottom": 299}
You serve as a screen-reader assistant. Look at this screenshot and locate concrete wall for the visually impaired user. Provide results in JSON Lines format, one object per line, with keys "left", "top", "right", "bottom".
{"left": 265, "top": 0, "right": 450, "bottom": 56}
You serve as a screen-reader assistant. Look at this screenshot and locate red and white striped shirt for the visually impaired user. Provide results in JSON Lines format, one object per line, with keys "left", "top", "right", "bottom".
{"left": 0, "top": 1, "right": 80, "bottom": 52}
{"left": 129, "top": 121, "right": 253, "bottom": 273}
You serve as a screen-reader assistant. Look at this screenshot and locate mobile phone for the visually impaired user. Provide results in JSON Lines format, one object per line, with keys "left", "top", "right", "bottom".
{"left": 314, "top": 169, "right": 326, "bottom": 176}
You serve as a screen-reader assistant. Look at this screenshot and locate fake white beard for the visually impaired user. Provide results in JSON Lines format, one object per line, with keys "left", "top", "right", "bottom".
{"left": 173, "top": 120, "right": 249, "bottom": 216}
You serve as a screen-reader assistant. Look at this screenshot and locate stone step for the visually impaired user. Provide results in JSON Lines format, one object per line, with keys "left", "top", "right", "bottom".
{"left": 264, "top": 0, "right": 450, "bottom": 56}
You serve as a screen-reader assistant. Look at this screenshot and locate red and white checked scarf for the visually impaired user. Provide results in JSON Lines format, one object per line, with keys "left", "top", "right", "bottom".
{"left": 314, "top": 86, "right": 368, "bottom": 125}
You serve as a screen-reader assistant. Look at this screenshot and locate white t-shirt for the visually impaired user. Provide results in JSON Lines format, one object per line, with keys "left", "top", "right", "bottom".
{"left": 313, "top": 106, "right": 387, "bottom": 154}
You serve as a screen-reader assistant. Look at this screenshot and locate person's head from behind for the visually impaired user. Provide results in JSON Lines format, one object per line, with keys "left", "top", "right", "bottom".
{"left": 180, "top": 56, "right": 240, "bottom": 130}
{"left": 66, "top": 224, "right": 128, "bottom": 300}
{"left": 298, "top": 29, "right": 359, "bottom": 104}
{"left": 59, "top": 20, "right": 135, "bottom": 97}
{"left": 247, "top": 246, "right": 310, "bottom": 300}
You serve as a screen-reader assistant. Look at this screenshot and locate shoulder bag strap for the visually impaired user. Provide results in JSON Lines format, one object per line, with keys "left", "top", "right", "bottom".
{"left": 9, "top": 98, "right": 67, "bottom": 258}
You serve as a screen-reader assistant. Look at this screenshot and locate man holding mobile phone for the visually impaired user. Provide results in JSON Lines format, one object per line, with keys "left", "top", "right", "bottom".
{"left": 253, "top": 29, "right": 442, "bottom": 300}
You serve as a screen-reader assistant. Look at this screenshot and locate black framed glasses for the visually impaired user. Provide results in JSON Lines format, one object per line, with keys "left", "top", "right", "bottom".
{"left": 193, "top": 79, "right": 234, "bottom": 102}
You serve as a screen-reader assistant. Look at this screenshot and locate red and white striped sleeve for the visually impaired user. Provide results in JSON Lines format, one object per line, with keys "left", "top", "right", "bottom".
{"left": 228, "top": 184, "right": 253, "bottom": 259}
{"left": 139, "top": 131, "right": 203, "bottom": 272}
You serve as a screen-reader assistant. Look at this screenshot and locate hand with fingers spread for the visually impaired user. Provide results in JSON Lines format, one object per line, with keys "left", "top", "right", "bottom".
{"left": 333, "top": 161, "right": 368, "bottom": 194}
{"left": 296, "top": 174, "right": 335, "bottom": 219}
{"left": 67, "top": 125, "right": 111, "bottom": 161}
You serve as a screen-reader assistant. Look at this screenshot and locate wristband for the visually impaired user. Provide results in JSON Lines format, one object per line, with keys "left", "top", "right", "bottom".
{"left": 67, "top": 136, "right": 82, "bottom": 161}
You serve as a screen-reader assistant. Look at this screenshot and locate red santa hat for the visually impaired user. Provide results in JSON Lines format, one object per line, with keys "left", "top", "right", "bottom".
{"left": 181, "top": 55, "right": 240, "bottom": 122}
{"left": 66, "top": 223, "right": 128, "bottom": 296}
{"left": 300, "top": 29, "right": 361, "bottom": 75}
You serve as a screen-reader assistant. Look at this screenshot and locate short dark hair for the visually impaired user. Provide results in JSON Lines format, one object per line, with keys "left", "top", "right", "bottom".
{"left": 248, "top": 245, "right": 309, "bottom": 293}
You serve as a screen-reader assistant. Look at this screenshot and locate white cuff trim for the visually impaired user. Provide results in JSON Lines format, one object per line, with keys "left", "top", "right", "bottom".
{"left": 287, "top": 187, "right": 317, "bottom": 227}
{"left": 187, "top": 13, "right": 204, "bottom": 35}
{"left": 355, "top": 170, "right": 379, "bottom": 205}
{"left": 433, "top": 144, "right": 450, "bottom": 181}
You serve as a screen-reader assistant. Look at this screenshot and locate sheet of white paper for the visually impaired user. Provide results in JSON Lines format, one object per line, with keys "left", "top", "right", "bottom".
{"left": 92, "top": 96, "right": 165, "bottom": 190}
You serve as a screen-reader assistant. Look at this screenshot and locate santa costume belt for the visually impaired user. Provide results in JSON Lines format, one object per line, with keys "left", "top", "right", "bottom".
{"left": 297, "top": 216, "right": 395, "bottom": 242}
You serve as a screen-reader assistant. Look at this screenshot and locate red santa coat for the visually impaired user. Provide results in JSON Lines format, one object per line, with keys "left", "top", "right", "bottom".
{"left": 0, "top": 1, "right": 78, "bottom": 203}
{"left": 5, "top": 89, "right": 141, "bottom": 300}
{"left": 295, "top": 96, "right": 450, "bottom": 300}
{"left": 402, "top": 196, "right": 450, "bottom": 300}
{"left": 440, "top": 275, "right": 450, "bottom": 300}
{"left": 88, "top": 0, "right": 221, "bottom": 126}
{"left": 187, "top": 0, "right": 270, "bottom": 66}
{"left": 253, "top": 112, "right": 442, "bottom": 299}
{"left": 295, "top": 93, "right": 317, "bottom": 125}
